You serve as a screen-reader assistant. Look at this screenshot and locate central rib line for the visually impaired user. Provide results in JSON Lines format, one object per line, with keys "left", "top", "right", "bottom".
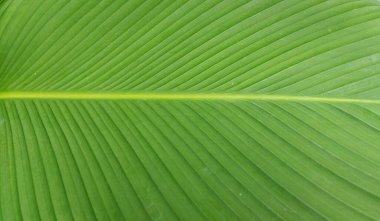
{"left": 0, "top": 92, "right": 378, "bottom": 104}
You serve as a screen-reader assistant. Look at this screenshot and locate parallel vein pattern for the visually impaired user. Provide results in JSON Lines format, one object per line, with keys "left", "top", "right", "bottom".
{"left": 1, "top": 0, "right": 380, "bottom": 98}
{"left": 1, "top": 101, "right": 380, "bottom": 221}
{"left": 1, "top": 0, "right": 380, "bottom": 221}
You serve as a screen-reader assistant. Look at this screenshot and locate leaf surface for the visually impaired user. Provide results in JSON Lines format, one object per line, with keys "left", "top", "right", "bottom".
{"left": 1, "top": 1, "right": 380, "bottom": 220}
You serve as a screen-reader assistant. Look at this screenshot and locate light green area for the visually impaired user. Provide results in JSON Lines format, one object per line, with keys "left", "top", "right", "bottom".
{"left": 1, "top": 0, "right": 380, "bottom": 220}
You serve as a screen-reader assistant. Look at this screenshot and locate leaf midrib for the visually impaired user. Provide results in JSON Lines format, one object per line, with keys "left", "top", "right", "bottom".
{"left": 0, "top": 92, "right": 378, "bottom": 104}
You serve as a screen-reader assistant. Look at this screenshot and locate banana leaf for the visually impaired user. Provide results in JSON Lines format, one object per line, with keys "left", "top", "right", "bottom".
{"left": 1, "top": 0, "right": 380, "bottom": 220}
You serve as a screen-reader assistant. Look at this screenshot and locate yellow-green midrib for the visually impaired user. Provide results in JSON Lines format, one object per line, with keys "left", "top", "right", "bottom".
{"left": 0, "top": 91, "right": 379, "bottom": 104}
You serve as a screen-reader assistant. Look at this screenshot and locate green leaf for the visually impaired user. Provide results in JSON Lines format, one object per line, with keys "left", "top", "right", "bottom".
{"left": 1, "top": 0, "right": 380, "bottom": 220}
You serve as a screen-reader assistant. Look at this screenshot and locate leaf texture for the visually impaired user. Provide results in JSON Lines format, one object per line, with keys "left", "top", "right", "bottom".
{"left": 1, "top": 1, "right": 380, "bottom": 221}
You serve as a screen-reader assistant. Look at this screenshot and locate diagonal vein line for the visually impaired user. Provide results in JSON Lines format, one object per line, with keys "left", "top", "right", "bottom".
{"left": 0, "top": 92, "right": 379, "bottom": 104}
